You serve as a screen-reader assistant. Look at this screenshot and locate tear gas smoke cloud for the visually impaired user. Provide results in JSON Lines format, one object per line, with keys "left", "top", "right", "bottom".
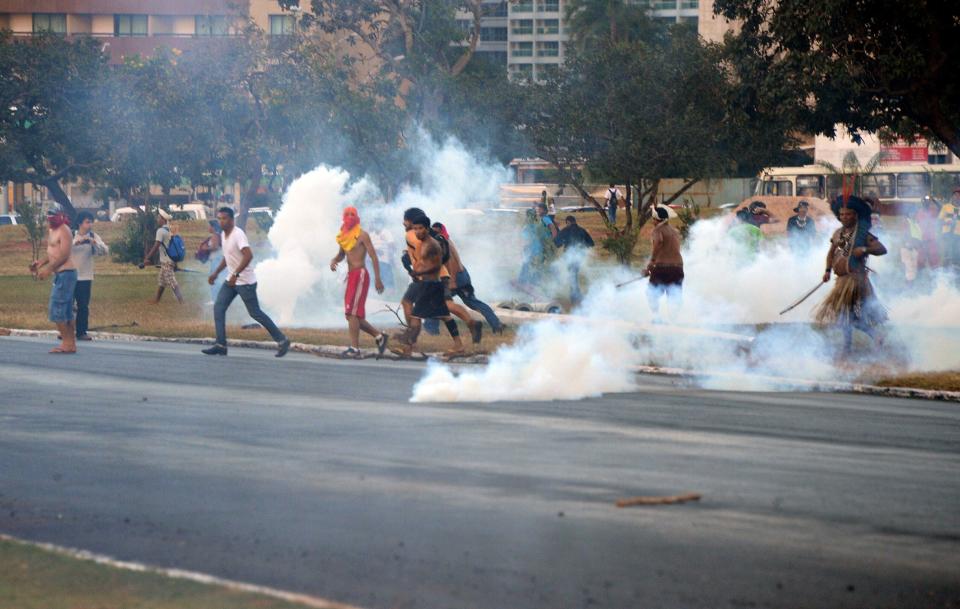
{"left": 413, "top": 211, "right": 960, "bottom": 402}
{"left": 250, "top": 133, "right": 958, "bottom": 402}
{"left": 257, "top": 135, "right": 513, "bottom": 326}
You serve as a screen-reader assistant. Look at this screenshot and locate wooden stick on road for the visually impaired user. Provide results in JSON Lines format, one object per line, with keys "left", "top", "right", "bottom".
{"left": 615, "top": 492, "right": 702, "bottom": 508}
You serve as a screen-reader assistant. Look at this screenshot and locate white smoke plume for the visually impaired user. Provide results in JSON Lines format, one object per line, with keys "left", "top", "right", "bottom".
{"left": 413, "top": 210, "right": 960, "bottom": 402}
{"left": 257, "top": 134, "right": 513, "bottom": 326}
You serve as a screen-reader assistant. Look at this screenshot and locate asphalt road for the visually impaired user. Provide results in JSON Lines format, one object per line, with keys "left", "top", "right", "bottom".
{"left": 0, "top": 335, "right": 958, "bottom": 609}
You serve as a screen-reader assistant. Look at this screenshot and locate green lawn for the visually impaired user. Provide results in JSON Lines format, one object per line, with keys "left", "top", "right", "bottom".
{"left": 0, "top": 537, "right": 325, "bottom": 609}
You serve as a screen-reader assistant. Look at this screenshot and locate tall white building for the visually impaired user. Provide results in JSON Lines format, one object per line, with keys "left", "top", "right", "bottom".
{"left": 462, "top": 1, "right": 721, "bottom": 81}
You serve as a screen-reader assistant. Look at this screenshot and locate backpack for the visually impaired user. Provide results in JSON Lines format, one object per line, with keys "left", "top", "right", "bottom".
{"left": 430, "top": 229, "right": 451, "bottom": 264}
{"left": 161, "top": 231, "right": 186, "bottom": 263}
{"left": 608, "top": 188, "right": 618, "bottom": 205}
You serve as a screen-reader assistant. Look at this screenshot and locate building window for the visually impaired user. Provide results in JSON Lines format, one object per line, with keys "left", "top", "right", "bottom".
{"left": 651, "top": 0, "right": 678, "bottom": 9}
{"left": 511, "top": 19, "right": 533, "bottom": 35}
{"left": 537, "top": 0, "right": 560, "bottom": 12}
{"left": 484, "top": 1, "right": 509, "bottom": 18}
{"left": 114, "top": 14, "right": 148, "bottom": 37}
{"left": 269, "top": 14, "right": 296, "bottom": 36}
{"left": 196, "top": 15, "right": 230, "bottom": 36}
{"left": 680, "top": 0, "right": 699, "bottom": 8}
{"left": 512, "top": 1, "right": 534, "bottom": 12}
{"left": 929, "top": 153, "right": 951, "bottom": 165}
{"left": 480, "top": 27, "right": 508, "bottom": 41}
{"left": 476, "top": 50, "right": 508, "bottom": 65}
{"left": 32, "top": 14, "right": 67, "bottom": 34}
{"left": 511, "top": 41, "right": 533, "bottom": 57}
{"left": 537, "top": 19, "right": 559, "bottom": 34}
{"left": 537, "top": 41, "right": 559, "bottom": 56}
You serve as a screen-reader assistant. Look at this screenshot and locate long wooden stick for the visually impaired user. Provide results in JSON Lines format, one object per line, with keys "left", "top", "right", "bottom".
{"left": 778, "top": 281, "right": 826, "bottom": 316}
{"left": 616, "top": 493, "right": 702, "bottom": 508}
{"left": 615, "top": 275, "right": 648, "bottom": 289}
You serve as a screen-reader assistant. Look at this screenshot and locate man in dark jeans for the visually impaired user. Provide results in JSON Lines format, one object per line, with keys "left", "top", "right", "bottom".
{"left": 555, "top": 215, "right": 595, "bottom": 304}
{"left": 70, "top": 211, "right": 109, "bottom": 340}
{"left": 202, "top": 207, "right": 290, "bottom": 357}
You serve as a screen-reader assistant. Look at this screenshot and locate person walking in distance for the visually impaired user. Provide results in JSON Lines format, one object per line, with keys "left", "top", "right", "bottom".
{"left": 330, "top": 206, "right": 389, "bottom": 359}
{"left": 202, "top": 207, "right": 290, "bottom": 357}
{"left": 196, "top": 220, "right": 224, "bottom": 304}
{"left": 605, "top": 183, "right": 621, "bottom": 224}
{"left": 141, "top": 210, "right": 184, "bottom": 304}
{"left": 642, "top": 206, "right": 684, "bottom": 321}
{"left": 786, "top": 200, "right": 817, "bottom": 252}
{"left": 554, "top": 215, "right": 595, "bottom": 305}
{"left": 71, "top": 211, "right": 109, "bottom": 341}
{"left": 29, "top": 210, "right": 78, "bottom": 353}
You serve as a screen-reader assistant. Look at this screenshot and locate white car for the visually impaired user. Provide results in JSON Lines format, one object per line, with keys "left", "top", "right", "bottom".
{"left": 0, "top": 213, "right": 20, "bottom": 226}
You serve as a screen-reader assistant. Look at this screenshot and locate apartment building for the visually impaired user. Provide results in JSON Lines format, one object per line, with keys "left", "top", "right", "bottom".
{"left": 460, "top": 0, "right": 733, "bottom": 81}
{"left": 0, "top": 1, "right": 296, "bottom": 64}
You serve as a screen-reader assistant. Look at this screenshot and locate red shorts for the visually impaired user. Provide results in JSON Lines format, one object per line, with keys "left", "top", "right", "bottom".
{"left": 344, "top": 267, "right": 370, "bottom": 319}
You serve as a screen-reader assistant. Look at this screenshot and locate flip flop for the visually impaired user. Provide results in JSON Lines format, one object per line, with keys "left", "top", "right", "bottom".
{"left": 49, "top": 347, "right": 76, "bottom": 354}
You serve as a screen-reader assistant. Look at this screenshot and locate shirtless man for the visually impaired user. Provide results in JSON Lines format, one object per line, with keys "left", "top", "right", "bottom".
{"left": 330, "top": 206, "right": 388, "bottom": 359}
{"left": 30, "top": 210, "right": 78, "bottom": 354}
{"left": 406, "top": 215, "right": 466, "bottom": 356}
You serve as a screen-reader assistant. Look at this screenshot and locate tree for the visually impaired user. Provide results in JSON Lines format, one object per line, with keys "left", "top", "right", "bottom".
{"left": 0, "top": 32, "right": 111, "bottom": 219}
{"left": 520, "top": 24, "right": 794, "bottom": 263}
{"left": 714, "top": 0, "right": 960, "bottom": 158}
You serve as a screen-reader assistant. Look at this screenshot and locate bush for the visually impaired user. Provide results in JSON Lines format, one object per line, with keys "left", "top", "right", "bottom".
{"left": 111, "top": 212, "right": 157, "bottom": 265}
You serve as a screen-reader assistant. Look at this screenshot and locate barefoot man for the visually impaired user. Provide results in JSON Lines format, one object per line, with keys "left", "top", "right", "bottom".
{"left": 408, "top": 215, "right": 466, "bottom": 357}
{"left": 329, "top": 206, "right": 389, "bottom": 359}
{"left": 30, "top": 210, "right": 78, "bottom": 354}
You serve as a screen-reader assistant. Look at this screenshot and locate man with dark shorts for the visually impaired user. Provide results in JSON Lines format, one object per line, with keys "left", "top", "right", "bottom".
{"left": 395, "top": 214, "right": 466, "bottom": 357}
{"left": 643, "top": 206, "right": 684, "bottom": 320}
{"left": 330, "top": 206, "right": 388, "bottom": 359}
{"left": 30, "top": 210, "right": 78, "bottom": 354}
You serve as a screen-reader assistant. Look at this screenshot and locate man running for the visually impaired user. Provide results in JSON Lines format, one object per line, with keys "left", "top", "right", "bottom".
{"left": 202, "top": 207, "right": 290, "bottom": 357}
{"left": 330, "top": 206, "right": 389, "bottom": 359}
{"left": 431, "top": 221, "right": 501, "bottom": 336}
{"left": 30, "top": 209, "right": 78, "bottom": 354}
{"left": 411, "top": 216, "right": 466, "bottom": 356}
{"left": 141, "top": 210, "right": 184, "bottom": 304}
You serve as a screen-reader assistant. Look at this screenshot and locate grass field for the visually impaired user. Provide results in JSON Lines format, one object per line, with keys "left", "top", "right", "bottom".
{"left": 0, "top": 537, "right": 319, "bottom": 609}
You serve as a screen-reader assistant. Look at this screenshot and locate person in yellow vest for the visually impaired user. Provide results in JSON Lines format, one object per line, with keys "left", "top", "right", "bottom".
{"left": 938, "top": 187, "right": 960, "bottom": 267}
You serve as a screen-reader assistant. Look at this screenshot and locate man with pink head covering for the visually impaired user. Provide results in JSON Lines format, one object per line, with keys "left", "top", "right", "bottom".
{"left": 29, "top": 210, "right": 78, "bottom": 353}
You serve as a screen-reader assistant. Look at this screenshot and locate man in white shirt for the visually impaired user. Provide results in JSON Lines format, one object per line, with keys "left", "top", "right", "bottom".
{"left": 202, "top": 207, "right": 290, "bottom": 357}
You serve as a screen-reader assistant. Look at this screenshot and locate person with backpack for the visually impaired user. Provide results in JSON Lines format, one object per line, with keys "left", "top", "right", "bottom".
{"left": 141, "top": 209, "right": 185, "bottom": 304}
{"left": 605, "top": 183, "right": 621, "bottom": 224}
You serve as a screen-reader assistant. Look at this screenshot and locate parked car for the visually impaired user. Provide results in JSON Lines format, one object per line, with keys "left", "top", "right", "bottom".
{"left": 0, "top": 213, "right": 20, "bottom": 226}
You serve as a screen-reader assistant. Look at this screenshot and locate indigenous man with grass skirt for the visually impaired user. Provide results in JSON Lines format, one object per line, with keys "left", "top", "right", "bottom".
{"left": 815, "top": 194, "right": 888, "bottom": 354}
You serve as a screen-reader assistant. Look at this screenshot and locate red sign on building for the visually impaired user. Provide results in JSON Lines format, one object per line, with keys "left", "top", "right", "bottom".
{"left": 881, "top": 139, "right": 929, "bottom": 164}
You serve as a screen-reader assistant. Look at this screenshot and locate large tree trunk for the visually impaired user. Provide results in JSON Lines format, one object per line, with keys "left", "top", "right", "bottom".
{"left": 42, "top": 178, "right": 76, "bottom": 220}
{"left": 236, "top": 170, "right": 261, "bottom": 231}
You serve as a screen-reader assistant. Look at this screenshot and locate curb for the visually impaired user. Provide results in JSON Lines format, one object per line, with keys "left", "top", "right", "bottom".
{"left": 3, "top": 328, "right": 957, "bottom": 402}
{"left": 0, "top": 328, "right": 491, "bottom": 365}
{"left": 634, "top": 365, "right": 960, "bottom": 403}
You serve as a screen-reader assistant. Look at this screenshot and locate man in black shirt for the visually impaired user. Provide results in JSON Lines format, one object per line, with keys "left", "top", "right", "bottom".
{"left": 555, "top": 215, "right": 595, "bottom": 305}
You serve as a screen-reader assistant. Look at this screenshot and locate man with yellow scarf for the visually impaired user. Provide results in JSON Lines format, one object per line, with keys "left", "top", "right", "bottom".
{"left": 330, "top": 206, "right": 388, "bottom": 359}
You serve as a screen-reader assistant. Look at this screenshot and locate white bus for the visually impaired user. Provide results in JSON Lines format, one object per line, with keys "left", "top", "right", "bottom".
{"left": 755, "top": 163, "right": 960, "bottom": 212}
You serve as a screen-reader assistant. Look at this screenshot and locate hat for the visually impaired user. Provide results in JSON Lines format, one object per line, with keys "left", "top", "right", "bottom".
{"left": 793, "top": 200, "right": 809, "bottom": 213}
{"left": 654, "top": 206, "right": 670, "bottom": 220}
{"left": 830, "top": 194, "right": 872, "bottom": 224}
{"left": 748, "top": 201, "right": 766, "bottom": 212}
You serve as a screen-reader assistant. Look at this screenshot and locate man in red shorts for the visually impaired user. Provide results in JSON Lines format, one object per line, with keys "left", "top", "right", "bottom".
{"left": 330, "top": 206, "right": 388, "bottom": 359}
